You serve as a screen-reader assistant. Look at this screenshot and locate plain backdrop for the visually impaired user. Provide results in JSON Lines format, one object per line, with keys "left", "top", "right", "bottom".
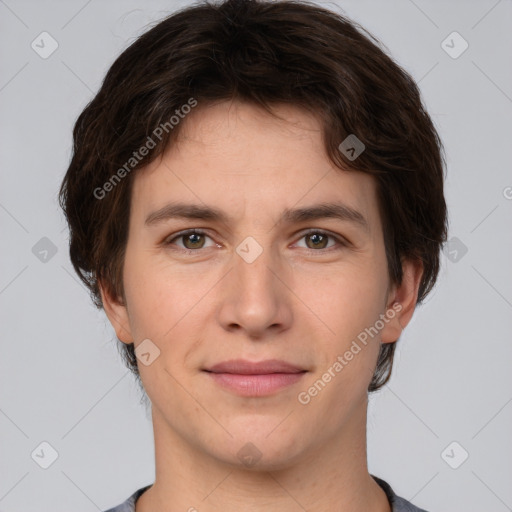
{"left": 1, "top": 0, "right": 511, "bottom": 511}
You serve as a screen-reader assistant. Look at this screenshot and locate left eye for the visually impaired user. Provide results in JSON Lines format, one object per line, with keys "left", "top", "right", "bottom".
{"left": 166, "top": 230, "right": 216, "bottom": 251}
{"left": 164, "top": 229, "right": 344, "bottom": 252}
{"left": 296, "top": 230, "right": 341, "bottom": 250}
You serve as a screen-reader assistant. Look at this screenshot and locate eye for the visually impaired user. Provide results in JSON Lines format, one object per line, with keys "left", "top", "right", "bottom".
{"left": 165, "top": 229, "right": 216, "bottom": 251}
{"left": 164, "top": 228, "right": 347, "bottom": 254}
{"left": 294, "top": 229, "right": 346, "bottom": 252}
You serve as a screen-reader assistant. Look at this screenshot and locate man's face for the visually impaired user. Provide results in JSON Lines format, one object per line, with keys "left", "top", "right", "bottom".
{"left": 104, "top": 100, "right": 403, "bottom": 469}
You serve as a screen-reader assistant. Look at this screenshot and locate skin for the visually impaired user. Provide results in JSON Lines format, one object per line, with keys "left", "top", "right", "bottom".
{"left": 100, "top": 100, "right": 422, "bottom": 512}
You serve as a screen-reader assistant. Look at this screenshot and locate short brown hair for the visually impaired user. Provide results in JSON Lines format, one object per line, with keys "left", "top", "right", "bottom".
{"left": 58, "top": 0, "right": 447, "bottom": 394}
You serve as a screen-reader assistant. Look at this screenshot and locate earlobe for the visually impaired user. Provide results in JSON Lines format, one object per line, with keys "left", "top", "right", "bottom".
{"left": 98, "top": 279, "right": 134, "bottom": 344}
{"left": 380, "top": 259, "right": 423, "bottom": 344}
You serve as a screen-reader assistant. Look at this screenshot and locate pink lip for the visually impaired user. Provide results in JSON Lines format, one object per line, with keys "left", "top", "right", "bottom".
{"left": 203, "top": 359, "right": 307, "bottom": 397}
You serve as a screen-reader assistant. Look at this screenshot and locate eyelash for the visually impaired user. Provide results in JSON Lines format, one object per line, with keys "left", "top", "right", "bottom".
{"left": 164, "top": 228, "right": 348, "bottom": 255}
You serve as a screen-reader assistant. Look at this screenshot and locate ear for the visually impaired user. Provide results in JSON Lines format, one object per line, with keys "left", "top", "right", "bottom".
{"left": 380, "top": 258, "right": 423, "bottom": 344}
{"left": 98, "top": 279, "right": 134, "bottom": 344}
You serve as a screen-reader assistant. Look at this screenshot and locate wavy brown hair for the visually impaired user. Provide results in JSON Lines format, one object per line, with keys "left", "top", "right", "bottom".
{"left": 58, "top": 0, "right": 447, "bottom": 396}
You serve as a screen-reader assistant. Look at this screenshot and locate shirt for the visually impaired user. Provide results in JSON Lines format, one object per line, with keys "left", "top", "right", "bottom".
{"left": 103, "top": 477, "right": 428, "bottom": 511}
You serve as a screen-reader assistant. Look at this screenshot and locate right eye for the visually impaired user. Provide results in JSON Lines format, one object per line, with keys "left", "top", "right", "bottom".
{"left": 164, "top": 229, "right": 218, "bottom": 252}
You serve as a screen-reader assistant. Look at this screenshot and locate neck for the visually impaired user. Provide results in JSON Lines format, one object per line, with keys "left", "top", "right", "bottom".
{"left": 136, "top": 402, "right": 390, "bottom": 512}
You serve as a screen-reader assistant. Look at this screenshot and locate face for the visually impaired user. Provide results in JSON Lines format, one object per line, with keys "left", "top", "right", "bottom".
{"left": 102, "top": 100, "right": 419, "bottom": 470}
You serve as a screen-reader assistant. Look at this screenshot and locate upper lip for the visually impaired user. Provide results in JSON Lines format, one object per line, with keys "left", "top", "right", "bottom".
{"left": 204, "top": 359, "right": 306, "bottom": 374}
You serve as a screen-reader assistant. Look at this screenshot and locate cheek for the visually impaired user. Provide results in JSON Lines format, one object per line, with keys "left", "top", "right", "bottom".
{"left": 298, "top": 269, "right": 388, "bottom": 401}
{"left": 122, "top": 250, "right": 178, "bottom": 339}
{"left": 298, "top": 263, "right": 388, "bottom": 341}
{"left": 122, "top": 253, "right": 218, "bottom": 363}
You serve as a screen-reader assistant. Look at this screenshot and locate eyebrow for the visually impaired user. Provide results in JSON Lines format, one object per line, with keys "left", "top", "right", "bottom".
{"left": 145, "top": 201, "right": 369, "bottom": 231}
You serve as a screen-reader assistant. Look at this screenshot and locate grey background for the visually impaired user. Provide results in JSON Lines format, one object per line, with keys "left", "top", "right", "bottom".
{"left": 1, "top": 0, "right": 511, "bottom": 511}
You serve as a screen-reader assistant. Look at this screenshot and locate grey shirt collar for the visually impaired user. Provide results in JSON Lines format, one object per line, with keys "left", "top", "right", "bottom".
{"left": 104, "top": 477, "right": 428, "bottom": 512}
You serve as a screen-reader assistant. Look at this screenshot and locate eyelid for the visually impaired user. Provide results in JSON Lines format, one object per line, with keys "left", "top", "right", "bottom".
{"left": 164, "top": 228, "right": 349, "bottom": 252}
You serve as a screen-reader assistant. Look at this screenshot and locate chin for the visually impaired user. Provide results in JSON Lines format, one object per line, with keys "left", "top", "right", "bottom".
{"left": 208, "top": 425, "right": 308, "bottom": 472}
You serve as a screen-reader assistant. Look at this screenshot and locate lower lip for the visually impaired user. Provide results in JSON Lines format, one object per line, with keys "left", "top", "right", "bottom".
{"left": 205, "top": 372, "right": 306, "bottom": 396}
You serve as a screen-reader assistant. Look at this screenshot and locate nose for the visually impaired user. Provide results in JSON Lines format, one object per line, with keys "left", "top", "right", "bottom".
{"left": 216, "top": 239, "right": 293, "bottom": 339}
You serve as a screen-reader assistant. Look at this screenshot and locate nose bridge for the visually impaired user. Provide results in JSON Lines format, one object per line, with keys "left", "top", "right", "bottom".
{"left": 233, "top": 233, "right": 280, "bottom": 298}
{"left": 218, "top": 232, "right": 290, "bottom": 335}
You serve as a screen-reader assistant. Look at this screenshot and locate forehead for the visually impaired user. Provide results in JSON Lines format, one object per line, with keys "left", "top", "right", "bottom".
{"left": 130, "top": 100, "right": 380, "bottom": 231}
{"left": 176, "top": 100, "right": 322, "bottom": 144}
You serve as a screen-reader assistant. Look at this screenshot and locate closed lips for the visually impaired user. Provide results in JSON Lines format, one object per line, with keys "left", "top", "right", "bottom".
{"left": 204, "top": 359, "right": 306, "bottom": 374}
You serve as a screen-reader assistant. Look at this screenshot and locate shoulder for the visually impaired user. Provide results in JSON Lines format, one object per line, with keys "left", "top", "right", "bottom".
{"left": 102, "top": 485, "right": 152, "bottom": 512}
{"left": 374, "top": 476, "right": 430, "bottom": 512}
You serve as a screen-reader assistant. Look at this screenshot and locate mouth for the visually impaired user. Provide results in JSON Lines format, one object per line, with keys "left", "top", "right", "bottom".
{"left": 202, "top": 359, "right": 307, "bottom": 397}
